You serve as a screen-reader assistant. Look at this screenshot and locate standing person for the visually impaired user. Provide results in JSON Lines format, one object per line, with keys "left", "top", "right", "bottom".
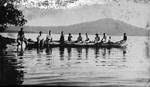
{"left": 76, "top": 33, "right": 83, "bottom": 43}
{"left": 94, "top": 33, "right": 100, "bottom": 43}
{"left": 59, "top": 31, "right": 65, "bottom": 44}
{"left": 37, "top": 31, "right": 45, "bottom": 47}
{"left": 119, "top": 33, "right": 127, "bottom": 43}
{"left": 85, "top": 33, "right": 90, "bottom": 43}
{"left": 101, "top": 33, "right": 107, "bottom": 43}
{"left": 68, "top": 33, "right": 72, "bottom": 42}
{"left": 46, "top": 30, "right": 52, "bottom": 44}
{"left": 17, "top": 27, "right": 25, "bottom": 48}
{"left": 123, "top": 33, "right": 127, "bottom": 41}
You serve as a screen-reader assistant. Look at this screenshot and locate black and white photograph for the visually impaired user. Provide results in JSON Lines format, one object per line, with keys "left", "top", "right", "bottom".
{"left": 0, "top": 0, "right": 150, "bottom": 86}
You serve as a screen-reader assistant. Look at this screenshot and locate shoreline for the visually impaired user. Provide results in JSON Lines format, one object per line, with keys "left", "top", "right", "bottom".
{"left": 0, "top": 35, "right": 16, "bottom": 50}
{"left": 1, "top": 31, "right": 147, "bottom": 36}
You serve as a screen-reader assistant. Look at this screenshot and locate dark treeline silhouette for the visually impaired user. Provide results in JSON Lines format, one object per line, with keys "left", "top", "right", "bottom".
{"left": 0, "top": 0, "right": 27, "bottom": 51}
{"left": 0, "top": 0, "right": 27, "bottom": 32}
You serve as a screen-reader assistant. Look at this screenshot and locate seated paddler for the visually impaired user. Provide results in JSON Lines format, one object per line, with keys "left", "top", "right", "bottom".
{"left": 76, "top": 33, "right": 83, "bottom": 43}
{"left": 85, "top": 33, "right": 90, "bottom": 43}
{"left": 119, "top": 33, "right": 127, "bottom": 43}
{"left": 94, "top": 33, "right": 100, "bottom": 43}
{"left": 37, "top": 31, "right": 45, "bottom": 46}
{"left": 59, "top": 31, "right": 65, "bottom": 44}
{"left": 68, "top": 33, "right": 72, "bottom": 42}
{"left": 46, "top": 30, "right": 53, "bottom": 44}
{"left": 123, "top": 33, "right": 127, "bottom": 41}
{"left": 101, "top": 33, "right": 107, "bottom": 43}
{"left": 108, "top": 36, "right": 113, "bottom": 44}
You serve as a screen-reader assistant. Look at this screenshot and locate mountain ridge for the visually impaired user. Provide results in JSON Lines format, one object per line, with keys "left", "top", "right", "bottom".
{"left": 5, "top": 18, "right": 147, "bottom": 36}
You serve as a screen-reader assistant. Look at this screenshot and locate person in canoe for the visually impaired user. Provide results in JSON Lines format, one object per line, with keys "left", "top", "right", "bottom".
{"left": 59, "top": 31, "right": 65, "bottom": 44}
{"left": 123, "top": 33, "right": 127, "bottom": 41}
{"left": 17, "top": 27, "right": 26, "bottom": 48}
{"left": 85, "top": 33, "right": 90, "bottom": 43}
{"left": 37, "top": 31, "right": 45, "bottom": 47}
{"left": 94, "top": 33, "right": 100, "bottom": 43}
{"left": 76, "top": 33, "right": 83, "bottom": 43}
{"left": 116, "top": 33, "right": 127, "bottom": 44}
{"left": 108, "top": 36, "right": 113, "bottom": 44}
{"left": 45, "top": 30, "right": 53, "bottom": 44}
{"left": 68, "top": 33, "right": 72, "bottom": 42}
{"left": 101, "top": 33, "right": 107, "bottom": 43}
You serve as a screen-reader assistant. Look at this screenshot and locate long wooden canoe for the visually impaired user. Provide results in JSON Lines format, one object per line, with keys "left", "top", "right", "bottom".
{"left": 26, "top": 40, "right": 127, "bottom": 48}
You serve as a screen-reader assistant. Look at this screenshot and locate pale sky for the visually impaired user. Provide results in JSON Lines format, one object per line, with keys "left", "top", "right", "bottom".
{"left": 20, "top": 0, "right": 150, "bottom": 28}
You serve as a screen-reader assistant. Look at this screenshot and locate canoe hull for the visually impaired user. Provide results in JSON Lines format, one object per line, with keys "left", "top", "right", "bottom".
{"left": 26, "top": 41, "right": 127, "bottom": 49}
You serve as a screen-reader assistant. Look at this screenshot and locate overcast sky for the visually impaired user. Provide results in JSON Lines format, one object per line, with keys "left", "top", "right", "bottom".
{"left": 20, "top": 0, "right": 150, "bottom": 28}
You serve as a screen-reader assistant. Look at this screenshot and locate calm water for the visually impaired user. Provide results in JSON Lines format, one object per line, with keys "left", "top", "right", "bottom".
{"left": 0, "top": 33, "right": 150, "bottom": 87}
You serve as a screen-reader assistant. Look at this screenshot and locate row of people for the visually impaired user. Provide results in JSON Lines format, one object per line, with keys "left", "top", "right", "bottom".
{"left": 37, "top": 30, "right": 127, "bottom": 44}
{"left": 17, "top": 28, "right": 127, "bottom": 45}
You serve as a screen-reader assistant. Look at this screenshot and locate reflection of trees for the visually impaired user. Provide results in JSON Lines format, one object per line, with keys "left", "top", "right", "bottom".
{"left": 0, "top": 50, "right": 24, "bottom": 85}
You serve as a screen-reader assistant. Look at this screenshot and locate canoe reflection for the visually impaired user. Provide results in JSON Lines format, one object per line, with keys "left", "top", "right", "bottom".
{"left": 85, "top": 48, "right": 89, "bottom": 60}
{"left": 59, "top": 47, "right": 65, "bottom": 60}
{"left": 37, "top": 47, "right": 127, "bottom": 61}
{"left": 67, "top": 47, "right": 72, "bottom": 60}
{"left": 76, "top": 48, "right": 82, "bottom": 60}
{"left": 94, "top": 48, "right": 100, "bottom": 59}
{"left": 45, "top": 47, "right": 52, "bottom": 55}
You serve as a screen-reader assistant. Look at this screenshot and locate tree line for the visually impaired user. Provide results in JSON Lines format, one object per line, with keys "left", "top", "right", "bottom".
{"left": 0, "top": 0, "right": 27, "bottom": 31}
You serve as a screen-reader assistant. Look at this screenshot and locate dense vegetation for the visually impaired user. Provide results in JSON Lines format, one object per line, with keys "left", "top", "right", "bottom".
{"left": 0, "top": 0, "right": 27, "bottom": 31}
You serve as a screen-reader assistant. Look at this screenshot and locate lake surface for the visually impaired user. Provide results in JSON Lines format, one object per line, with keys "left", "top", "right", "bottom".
{"left": 0, "top": 33, "right": 150, "bottom": 87}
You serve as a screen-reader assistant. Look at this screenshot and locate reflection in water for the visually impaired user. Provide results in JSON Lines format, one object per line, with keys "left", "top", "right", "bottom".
{"left": 85, "top": 48, "right": 89, "bottom": 60}
{"left": 59, "top": 47, "right": 65, "bottom": 60}
{"left": 2, "top": 35, "right": 150, "bottom": 87}
{"left": 46, "top": 47, "right": 52, "bottom": 55}
{"left": 108, "top": 48, "right": 111, "bottom": 56}
{"left": 1, "top": 34, "right": 150, "bottom": 86}
{"left": 145, "top": 42, "right": 150, "bottom": 58}
{"left": 67, "top": 47, "right": 72, "bottom": 60}
{"left": 45, "top": 48, "right": 52, "bottom": 66}
{"left": 102, "top": 48, "right": 106, "bottom": 59}
{"left": 0, "top": 50, "right": 24, "bottom": 85}
{"left": 122, "top": 49, "right": 127, "bottom": 62}
{"left": 94, "top": 48, "right": 99, "bottom": 59}
{"left": 76, "top": 48, "right": 82, "bottom": 60}
{"left": 17, "top": 50, "right": 24, "bottom": 57}
{"left": 0, "top": 45, "right": 129, "bottom": 86}
{"left": 37, "top": 47, "right": 45, "bottom": 54}
{"left": 123, "top": 48, "right": 127, "bottom": 56}
{"left": 123, "top": 49, "right": 126, "bottom": 56}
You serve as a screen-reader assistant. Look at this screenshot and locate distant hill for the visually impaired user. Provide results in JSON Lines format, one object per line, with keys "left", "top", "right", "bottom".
{"left": 5, "top": 18, "right": 147, "bottom": 36}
